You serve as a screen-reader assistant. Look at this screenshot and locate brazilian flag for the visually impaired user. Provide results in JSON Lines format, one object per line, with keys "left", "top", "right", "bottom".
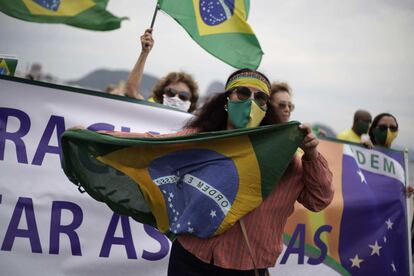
{"left": 0, "top": 0, "right": 127, "bottom": 31}
{"left": 158, "top": 0, "right": 263, "bottom": 69}
{"left": 0, "top": 57, "right": 18, "bottom": 76}
{"left": 61, "top": 122, "right": 304, "bottom": 238}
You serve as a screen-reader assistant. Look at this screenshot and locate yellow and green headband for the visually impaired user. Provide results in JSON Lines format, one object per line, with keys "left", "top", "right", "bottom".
{"left": 225, "top": 73, "right": 270, "bottom": 95}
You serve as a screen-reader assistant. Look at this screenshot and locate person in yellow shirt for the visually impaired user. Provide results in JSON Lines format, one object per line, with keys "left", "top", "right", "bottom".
{"left": 337, "top": 109, "right": 372, "bottom": 143}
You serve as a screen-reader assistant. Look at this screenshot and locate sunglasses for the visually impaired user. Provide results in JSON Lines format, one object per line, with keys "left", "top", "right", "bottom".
{"left": 231, "top": 86, "right": 269, "bottom": 107}
{"left": 275, "top": 101, "right": 295, "bottom": 111}
{"left": 377, "top": 124, "right": 398, "bottom": 132}
{"left": 164, "top": 87, "right": 191, "bottom": 102}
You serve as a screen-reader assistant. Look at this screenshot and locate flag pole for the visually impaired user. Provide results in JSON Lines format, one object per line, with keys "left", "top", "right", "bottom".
{"left": 404, "top": 148, "right": 413, "bottom": 276}
{"left": 150, "top": 2, "right": 160, "bottom": 29}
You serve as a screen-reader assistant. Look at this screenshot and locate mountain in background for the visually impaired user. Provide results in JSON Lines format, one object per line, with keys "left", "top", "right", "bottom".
{"left": 66, "top": 69, "right": 158, "bottom": 99}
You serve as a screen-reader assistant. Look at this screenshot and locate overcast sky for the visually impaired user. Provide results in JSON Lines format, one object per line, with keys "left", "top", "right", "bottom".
{"left": 1, "top": 0, "right": 413, "bottom": 150}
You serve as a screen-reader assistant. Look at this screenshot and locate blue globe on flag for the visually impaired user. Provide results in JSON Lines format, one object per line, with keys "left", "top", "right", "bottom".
{"left": 199, "top": 0, "right": 235, "bottom": 26}
{"left": 148, "top": 149, "right": 239, "bottom": 237}
{"left": 33, "top": 0, "right": 61, "bottom": 11}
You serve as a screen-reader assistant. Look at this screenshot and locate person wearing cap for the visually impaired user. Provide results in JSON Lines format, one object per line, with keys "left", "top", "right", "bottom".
{"left": 125, "top": 28, "right": 199, "bottom": 113}
{"left": 337, "top": 109, "right": 372, "bottom": 144}
{"left": 104, "top": 68, "right": 333, "bottom": 275}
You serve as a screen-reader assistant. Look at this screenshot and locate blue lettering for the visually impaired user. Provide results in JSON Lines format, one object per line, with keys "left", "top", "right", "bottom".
{"left": 121, "top": 126, "right": 131, "bottom": 132}
{"left": 307, "top": 225, "right": 332, "bottom": 265}
{"left": 49, "top": 201, "right": 83, "bottom": 256}
{"left": 0, "top": 107, "right": 30, "bottom": 163}
{"left": 87, "top": 123, "right": 115, "bottom": 132}
{"left": 280, "top": 224, "right": 305, "bottom": 264}
{"left": 99, "top": 214, "right": 137, "bottom": 259}
{"left": 142, "top": 225, "right": 170, "bottom": 261}
{"left": 1, "top": 197, "right": 42, "bottom": 253}
{"left": 32, "top": 115, "right": 65, "bottom": 166}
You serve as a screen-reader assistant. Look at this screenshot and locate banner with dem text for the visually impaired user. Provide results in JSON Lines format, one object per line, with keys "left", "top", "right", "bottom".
{"left": 276, "top": 140, "right": 411, "bottom": 276}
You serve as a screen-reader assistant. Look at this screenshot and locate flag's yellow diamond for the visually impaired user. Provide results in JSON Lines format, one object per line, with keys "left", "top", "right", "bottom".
{"left": 23, "top": 0, "right": 95, "bottom": 16}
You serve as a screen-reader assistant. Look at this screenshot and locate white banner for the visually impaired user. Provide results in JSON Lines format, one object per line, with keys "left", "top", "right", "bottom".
{"left": 0, "top": 77, "right": 191, "bottom": 275}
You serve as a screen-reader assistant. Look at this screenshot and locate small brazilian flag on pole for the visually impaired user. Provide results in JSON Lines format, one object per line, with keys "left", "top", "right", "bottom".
{"left": 61, "top": 122, "right": 304, "bottom": 238}
{"left": 0, "top": 0, "right": 127, "bottom": 31}
{"left": 0, "top": 55, "right": 18, "bottom": 76}
{"left": 158, "top": 0, "right": 263, "bottom": 69}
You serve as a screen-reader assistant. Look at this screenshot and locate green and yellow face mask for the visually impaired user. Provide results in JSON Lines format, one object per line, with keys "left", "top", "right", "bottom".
{"left": 227, "top": 99, "right": 266, "bottom": 129}
{"left": 225, "top": 71, "right": 270, "bottom": 129}
{"left": 373, "top": 127, "right": 398, "bottom": 148}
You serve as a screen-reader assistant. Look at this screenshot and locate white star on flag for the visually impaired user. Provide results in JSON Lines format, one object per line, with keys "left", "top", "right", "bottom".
{"left": 385, "top": 219, "right": 393, "bottom": 229}
{"left": 169, "top": 192, "right": 174, "bottom": 198}
{"left": 188, "top": 227, "right": 194, "bottom": 233}
{"left": 350, "top": 254, "right": 364, "bottom": 268}
{"left": 391, "top": 262, "right": 397, "bottom": 272}
{"left": 210, "top": 210, "right": 217, "bottom": 218}
{"left": 368, "top": 241, "right": 382, "bottom": 256}
{"left": 357, "top": 170, "right": 367, "bottom": 184}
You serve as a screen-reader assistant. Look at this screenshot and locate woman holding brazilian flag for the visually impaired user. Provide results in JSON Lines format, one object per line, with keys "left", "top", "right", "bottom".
{"left": 62, "top": 69, "right": 334, "bottom": 275}
{"left": 164, "top": 69, "right": 334, "bottom": 275}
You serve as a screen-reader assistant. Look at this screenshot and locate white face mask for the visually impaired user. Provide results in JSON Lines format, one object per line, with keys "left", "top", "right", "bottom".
{"left": 162, "top": 94, "right": 191, "bottom": 112}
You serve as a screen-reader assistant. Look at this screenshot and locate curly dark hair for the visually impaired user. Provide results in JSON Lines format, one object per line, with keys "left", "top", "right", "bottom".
{"left": 185, "top": 69, "right": 279, "bottom": 132}
{"left": 151, "top": 71, "right": 199, "bottom": 112}
{"left": 368, "top": 113, "right": 398, "bottom": 145}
